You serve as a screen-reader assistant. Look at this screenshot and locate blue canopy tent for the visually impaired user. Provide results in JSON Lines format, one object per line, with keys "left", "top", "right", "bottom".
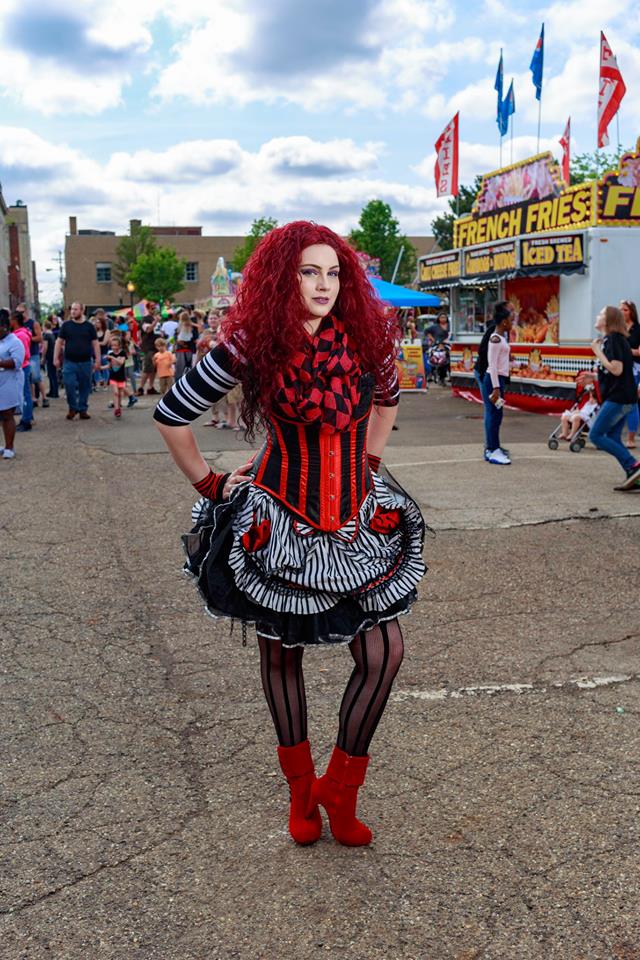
{"left": 369, "top": 277, "right": 441, "bottom": 308}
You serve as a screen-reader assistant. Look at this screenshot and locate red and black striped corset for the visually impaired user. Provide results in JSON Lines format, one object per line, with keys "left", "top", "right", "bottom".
{"left": 253, "top": 374, "right": 375, "bottom": 532}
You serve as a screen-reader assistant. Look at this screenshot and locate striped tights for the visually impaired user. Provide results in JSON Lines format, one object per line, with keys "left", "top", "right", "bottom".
{"left": 257, "top": 621, "right": 404, "bottom": 757}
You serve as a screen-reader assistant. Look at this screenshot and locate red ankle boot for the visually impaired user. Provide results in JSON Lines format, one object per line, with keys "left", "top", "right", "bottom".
{"left": 311, "top": 746, "right": 372, "bottom": 846}
{"left": 277, "top": 740, "right": 322, "bottom": 845}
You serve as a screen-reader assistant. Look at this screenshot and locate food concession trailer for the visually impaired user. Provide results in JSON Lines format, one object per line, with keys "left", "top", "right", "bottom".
{"left": 418, "top": 146, "right": 640, "bottom": 413}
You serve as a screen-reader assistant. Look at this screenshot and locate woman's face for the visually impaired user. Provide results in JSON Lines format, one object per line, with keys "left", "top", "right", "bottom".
{"left": 298, "top": 244, "right": 340, "bottom": 320}
{"left": 595, "top": 310, "right": 607, "bottom": 334}
{"left": 620, "top": 301, "right": 632, "bottom": 327}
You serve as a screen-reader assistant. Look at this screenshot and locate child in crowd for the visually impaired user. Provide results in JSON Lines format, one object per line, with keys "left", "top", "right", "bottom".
{"left": 153, "top": 338, "right": 176, "bottom": 394}
{"left": 218, "top": 382, "right": 243, "bottom": 431}
{"left": 123, "top": 331, "right": 138, "bottom": 395}
{"left": 558, "top": 376, "right": 600, "bottom": 440}
{"left": 102, "top": 335, "right": 137, "bottom": 418}
{"left": 195, "top": 329, "right": 222, "bottom": 427}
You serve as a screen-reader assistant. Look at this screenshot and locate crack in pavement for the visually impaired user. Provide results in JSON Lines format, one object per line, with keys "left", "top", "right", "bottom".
{"left": 536, "top": 631, "right": 640, "bottom": 666}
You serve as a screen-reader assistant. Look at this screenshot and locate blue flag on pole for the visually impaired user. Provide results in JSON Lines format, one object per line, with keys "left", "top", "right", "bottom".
{"left": 499, "top": 80, "right": 515, "bottom": 136}
{"left": 529, "top": 24, "right": 544, "bottom": 100}
{"left": 494, "top": 50, "right": 504, "bottom": 129}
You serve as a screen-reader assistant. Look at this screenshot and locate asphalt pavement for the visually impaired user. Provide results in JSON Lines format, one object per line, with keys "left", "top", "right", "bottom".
{"left": 2, "top": 384, "right": 640, "bottom": 960}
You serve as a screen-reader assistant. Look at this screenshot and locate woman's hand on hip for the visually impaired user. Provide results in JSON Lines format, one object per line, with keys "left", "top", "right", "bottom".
{"left": 223, "top": 459, "right": 254, "bottom": 499}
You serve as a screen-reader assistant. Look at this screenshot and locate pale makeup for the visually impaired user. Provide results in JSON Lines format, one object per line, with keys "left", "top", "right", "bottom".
{"left": 298, "top": 244, "right": 340, "bottom": 333}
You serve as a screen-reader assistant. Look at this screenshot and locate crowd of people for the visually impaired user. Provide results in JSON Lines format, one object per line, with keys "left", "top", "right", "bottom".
{"left": 0, "top": 301, "right": 243, "bottom": 457}
{"left": 2, "top": 294, "right": 639, "bottom": 492}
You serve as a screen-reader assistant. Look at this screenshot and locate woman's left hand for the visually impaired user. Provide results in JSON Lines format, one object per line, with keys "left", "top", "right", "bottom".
{"left": 591, "top": 338, "right": 603, "bottom": 357}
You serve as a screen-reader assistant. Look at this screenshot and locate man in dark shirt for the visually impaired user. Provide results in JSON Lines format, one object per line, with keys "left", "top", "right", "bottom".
{"left": 54, "top": 302, "right": 100, "bottom": 420}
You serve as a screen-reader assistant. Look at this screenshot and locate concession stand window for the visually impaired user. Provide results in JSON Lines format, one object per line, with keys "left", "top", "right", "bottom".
{"left": 451, "top": 284, "right": 500, "bottom": 337}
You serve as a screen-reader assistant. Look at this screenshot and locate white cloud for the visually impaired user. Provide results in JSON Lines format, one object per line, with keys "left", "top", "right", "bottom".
{"left": 482, "top": 0, "right": 527, "bottom": 24}
{"left": 108, "top": 141, "right": 246, "bottom": 183}
{"left": 0, "top": 0, "right": 154, "bottom": 113}
{"left": 257, "top": 137, "right": 382, "bottom": 177}
{"left": 0, "top": 128, "right": 437, "bottom": 302}
{"left": 542, "top": 0, "right": 631, "bottom": 42}
{"left": 153, "top": 0, "right": 465, "bottom": 111}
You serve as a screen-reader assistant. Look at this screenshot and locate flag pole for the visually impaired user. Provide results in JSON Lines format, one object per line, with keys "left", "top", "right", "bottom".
{"left": 536, "top": 96, "right": 541, "bottom": 154}
{"left": 616, "top": 111, "right": 621, "bottom": 157}
{"left": 510, "top": 116, "right": 514, "bottom": 165}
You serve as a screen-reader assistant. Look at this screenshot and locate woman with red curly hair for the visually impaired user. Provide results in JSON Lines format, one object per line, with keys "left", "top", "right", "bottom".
{"left": 154, "top": 222, "right": 425, "bottom": 847}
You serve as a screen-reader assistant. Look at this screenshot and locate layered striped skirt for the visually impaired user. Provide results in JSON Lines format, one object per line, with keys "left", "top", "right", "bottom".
{"left": 182, "top": 471, "right": 426, "bottom": 647}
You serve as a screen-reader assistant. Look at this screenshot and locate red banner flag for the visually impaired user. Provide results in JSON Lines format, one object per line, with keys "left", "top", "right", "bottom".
{"left": 435, "top": 112, "right": 459, "bottom": 198}
{"left": 559, "top": 117, "right": 571, "bottom": 185}
{"left": 598, "top": 32, "right": 626, "bottom": 148}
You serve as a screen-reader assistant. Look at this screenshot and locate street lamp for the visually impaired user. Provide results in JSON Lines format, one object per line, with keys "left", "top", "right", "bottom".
{"left": 127, "top": 280, "right": 135, "bottom": 309}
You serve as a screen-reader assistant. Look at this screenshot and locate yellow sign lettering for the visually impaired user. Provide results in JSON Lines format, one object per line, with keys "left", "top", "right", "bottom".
{"left": 557, "top": 194, "right": 572, "bottom": 226}
{"left": 603, "top": 185, "right": 634, "bottom": 218}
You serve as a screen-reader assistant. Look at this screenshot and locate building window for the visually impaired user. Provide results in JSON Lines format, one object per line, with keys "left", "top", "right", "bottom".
{"left": 96, "top": 262, "right": 112, "bottom": 283}
{"left": 185, "top": 261, "right": 198, "bottom": 282}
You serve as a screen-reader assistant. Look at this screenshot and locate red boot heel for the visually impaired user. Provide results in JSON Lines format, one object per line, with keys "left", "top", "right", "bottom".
{"left": 312, "top": 746, "right": 372, "bottom": 847}
{"left": 277, "top": 740, "right": 323, "bottom": 845}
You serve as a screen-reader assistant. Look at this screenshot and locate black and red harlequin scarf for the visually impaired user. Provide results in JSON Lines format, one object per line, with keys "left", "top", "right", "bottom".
{"left": 272, "top": 315, "right": 362, "bottom": 433}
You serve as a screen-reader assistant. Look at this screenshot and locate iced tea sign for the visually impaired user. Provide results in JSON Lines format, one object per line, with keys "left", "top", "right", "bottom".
{"left": 520, "top": 233, "right": 585, "bottom": 273}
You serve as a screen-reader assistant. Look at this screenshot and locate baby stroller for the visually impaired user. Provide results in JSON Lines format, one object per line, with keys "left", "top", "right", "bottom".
{"left": 547, "top": 371, "right": 601, "bottom": 452}
{"left": 428, "top": 342, "right": 451, "bottom": 385}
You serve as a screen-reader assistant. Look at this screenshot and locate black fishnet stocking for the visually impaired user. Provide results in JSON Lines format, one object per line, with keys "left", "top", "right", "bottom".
{"left": 257, "top": 635, "right": 307, "bottom": 747}
{"left": 337, "top": 620, "right": 404, "bottom": 757}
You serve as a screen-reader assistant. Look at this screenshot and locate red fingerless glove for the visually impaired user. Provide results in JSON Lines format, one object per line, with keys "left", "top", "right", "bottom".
{"left": 193, "top": 469, "right": 230, "bottom": 502}
{"left": 368, "top": 453, "right": 381, "bottom": 472}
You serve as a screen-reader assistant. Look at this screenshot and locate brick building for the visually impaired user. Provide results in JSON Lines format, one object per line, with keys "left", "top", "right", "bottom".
{"left": 6, "top": 202, "right": 38, "bottom": 315}
{"left": 64, "top": 216, "right": 439, "bottom": 313}
{"left": 64, "top": 218, "right": 243, "bottom": 312}
{"left": 0, "top": 186, "right": 9, "bottom": 307}
{"left": 0, "top": 192, "right": 38, "bottom": 315}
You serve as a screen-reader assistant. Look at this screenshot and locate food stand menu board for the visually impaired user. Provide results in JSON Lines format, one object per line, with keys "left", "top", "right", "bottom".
{"left": 463, "top": 241, "right": 517, "bottom": 279}
{"left": 418, "top": 251, "right": 462, "bottom": 285}
{"left": 520, "top": 233, "right": 585, "bottom": 273}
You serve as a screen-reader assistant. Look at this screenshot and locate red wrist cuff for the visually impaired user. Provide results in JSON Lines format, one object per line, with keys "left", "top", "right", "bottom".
{"left": 193, "top": 469, "right": 229, "bottom": 501}
{"left": 368, "top": 453, "right": 381, "bottom": 472}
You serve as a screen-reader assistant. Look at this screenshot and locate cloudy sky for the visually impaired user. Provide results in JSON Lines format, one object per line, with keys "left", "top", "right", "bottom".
{"left": 0, "top": 0, "right": 638, "bottom": 301}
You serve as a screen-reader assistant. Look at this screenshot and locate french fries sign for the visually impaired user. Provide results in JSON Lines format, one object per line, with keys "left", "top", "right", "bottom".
{"left": 454, "top": 183, "right": 595, "bottom": 248}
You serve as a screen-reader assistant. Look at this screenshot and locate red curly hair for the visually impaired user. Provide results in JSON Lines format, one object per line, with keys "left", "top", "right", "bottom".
{"left": 221, "top": 221, "right": 393, "bottom": 437}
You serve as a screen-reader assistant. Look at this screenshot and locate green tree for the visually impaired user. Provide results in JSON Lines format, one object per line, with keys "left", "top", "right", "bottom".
{"left": 129, "top": 247, "right": 187, "bottom": 304}
{"left": 568, "top": 147, "right": 629, "bottom": 185}
{"left": 430, "top": 177, "right": 482, "bottom": 250}
{"left": 113, "top": 222, "right": 157, "bottom": 287}
{"left": 348, "top": 200, "right": 416, "bottom": 285}
{"left": 231, "top": 217, "right": 278, "bottom": 272}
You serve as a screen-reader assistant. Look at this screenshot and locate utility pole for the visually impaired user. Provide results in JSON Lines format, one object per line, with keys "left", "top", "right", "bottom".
{"left": 56, "top": 250, "right": 65, "bottom": 297}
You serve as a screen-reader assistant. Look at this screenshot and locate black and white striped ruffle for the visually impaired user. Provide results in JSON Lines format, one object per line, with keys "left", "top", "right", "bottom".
{"left": 185, "top": 473, "right": 426, "bottom": 646}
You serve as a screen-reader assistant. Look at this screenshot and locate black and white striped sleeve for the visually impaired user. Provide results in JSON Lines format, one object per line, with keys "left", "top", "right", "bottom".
{"left": 153, "top": 343, "right": 240, "bottom": 426}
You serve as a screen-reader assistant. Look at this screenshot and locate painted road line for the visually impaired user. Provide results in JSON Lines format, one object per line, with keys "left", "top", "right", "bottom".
{"left": 391, "top": 674, "right": 637, "bottom": 703}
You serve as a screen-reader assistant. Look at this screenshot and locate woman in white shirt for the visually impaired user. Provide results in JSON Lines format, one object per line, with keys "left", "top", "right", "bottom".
{"left": 485, "top": 307, "right": 513, "bottom": 464}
